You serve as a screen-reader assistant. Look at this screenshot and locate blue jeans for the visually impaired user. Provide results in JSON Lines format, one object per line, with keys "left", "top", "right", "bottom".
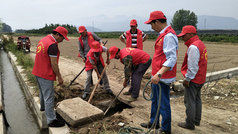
{"left": 150, "top": 82, "right": 171, "bottom": 131}
{"left": 36, "top": 76, "right": 56, "bottom": 124}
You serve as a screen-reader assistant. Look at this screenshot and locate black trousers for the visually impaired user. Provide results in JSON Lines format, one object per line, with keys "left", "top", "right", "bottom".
{"left": 129, "top": 58, "right": 151, "bottom": 98}
{"left": 184, "top": 81, "right": 204, "bottom": 127}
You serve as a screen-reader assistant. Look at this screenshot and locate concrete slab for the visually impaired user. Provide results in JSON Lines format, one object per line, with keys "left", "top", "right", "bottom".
{"left": 0, "top": 74, "right": 2, "bottom": 111}
{"left": 0, "top": 113, "right": 4, "bottom": 134}
{"left": 56, "top": 97, "right": 104, "bottom": 127}
{"left": 49, "top": 125, "right": 70, "bottom": 134}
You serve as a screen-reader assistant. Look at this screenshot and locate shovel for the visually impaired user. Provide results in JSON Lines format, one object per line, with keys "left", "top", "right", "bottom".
{"left": 88, "top": 64, "right": 108, "bottom": 103}
{"left": 102, "top": 40, "right": 108, "bottom": 46}
{"left": 104, "top": 85, "right": 126, "bottom": 116}
{"left": 67, "top": 67, "right": 85, "bottom": 88}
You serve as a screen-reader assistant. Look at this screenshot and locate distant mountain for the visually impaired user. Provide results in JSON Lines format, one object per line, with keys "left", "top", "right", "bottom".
{"left": 84, "top": 26, "right": 102, "bottom": 32}
{"left": 82, "top": 15, "right": 238, "bottom": 32}
{"left": 197, "top": 15, "right": 238, "bottom": 30}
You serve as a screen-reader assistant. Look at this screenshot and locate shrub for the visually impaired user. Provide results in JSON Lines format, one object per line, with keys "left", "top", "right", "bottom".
{"left": 2, "top": 35, "right": 37, "bottom": 87}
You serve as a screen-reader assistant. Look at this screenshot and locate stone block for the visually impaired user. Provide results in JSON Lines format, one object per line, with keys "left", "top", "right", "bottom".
{"left": 56, "top": 97, "right": 103, "bottom": 127}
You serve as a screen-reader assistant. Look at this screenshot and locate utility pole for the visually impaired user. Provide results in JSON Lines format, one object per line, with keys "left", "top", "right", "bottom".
{"left": 92, "top": 20, "right": 94, "bottom": 32}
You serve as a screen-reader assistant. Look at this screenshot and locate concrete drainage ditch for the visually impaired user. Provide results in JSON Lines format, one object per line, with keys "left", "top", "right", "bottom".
{"left": 0, "top": 50, "right": 46, "bottom": 134}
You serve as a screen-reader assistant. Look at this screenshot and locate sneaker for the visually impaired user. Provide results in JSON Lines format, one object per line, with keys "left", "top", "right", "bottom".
{"left": 178, "top": 122, "right": 195, "bottom": 130}
{"left": 123, "top": 91, "right": 131, "bottom": 95}
{"left": 40, "top": 107, "right": 45, "bottom": 111}
{"left": 82, "top": 92, "right": 89, "bottom": 100}
{"left": 48, "top": 119, "right": 65, "bottom": 127}
{"left": 140, "top": 122, "right": 160, "bottom": 129}
{"left": 157, "top": 128, "right": 171, "bottom": 134}
{"left": 128, "top": 96, "right": 137, "bottom": 102}
{"left": 195, "top": 122, "right": 200, "bottom": 126}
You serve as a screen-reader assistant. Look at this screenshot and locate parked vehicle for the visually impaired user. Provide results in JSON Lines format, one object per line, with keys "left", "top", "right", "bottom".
{"left": 17, "top": 36, "right": 31, "bottom": 52}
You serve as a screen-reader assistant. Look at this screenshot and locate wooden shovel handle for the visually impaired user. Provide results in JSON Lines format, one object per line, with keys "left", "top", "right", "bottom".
{"left": 88, "top": 64, "right": 108, "bottom": 103}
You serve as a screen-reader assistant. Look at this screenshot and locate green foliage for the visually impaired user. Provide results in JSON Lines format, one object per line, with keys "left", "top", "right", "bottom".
{"left": 1, "top": 23, "right": 12, "bottom": 33}
{"left": 0, "top": 20, "right": 2, "bottom": 32}
{"left": 95, "top": 32, "right": 122, "bottom": 38}
{"left": 15, "top": 29, "right": 27, "bottom": 33}
{"left": 26, "top": 24, "right": 78, "bottom": 34}
{"left": 3, "top": 37, "right": 37, "bottom": 85}
{"left": 199, "top": 34, "right": 238, "bottom": 43}
{"left": 171, "top": 9, "right": 198, "bottom": 31}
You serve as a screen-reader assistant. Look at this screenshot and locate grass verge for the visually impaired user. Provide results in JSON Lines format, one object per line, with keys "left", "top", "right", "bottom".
{"left": 2, "top": 35, "right": 37, "bottom": 88}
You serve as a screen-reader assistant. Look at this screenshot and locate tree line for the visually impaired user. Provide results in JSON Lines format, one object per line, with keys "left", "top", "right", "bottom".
{"left": 24, "top": 24, "right": 78, "bottom": 34}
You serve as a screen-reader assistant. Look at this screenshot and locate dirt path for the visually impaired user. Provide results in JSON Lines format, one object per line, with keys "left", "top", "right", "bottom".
{"left": 28, "top": 37, "right": 238, "bottom": 134}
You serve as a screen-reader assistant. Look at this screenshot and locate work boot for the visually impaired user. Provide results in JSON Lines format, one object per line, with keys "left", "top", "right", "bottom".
{"left": 106, "top": 89, "right": 113, "bottom": 95}
{"left": 48, "top": 119, "right": 65, "bottom": 127}
{"left": 140, "top": 122, "right": 160, "bottom": 129}
{"left": 123, "top": 91, "right": 131, "bottom": 95}
{"left": 82, "top": 92, "right": 89, "bottom": 100}
{"left": 178, "top": 122, "right": 195, "bottom": 130}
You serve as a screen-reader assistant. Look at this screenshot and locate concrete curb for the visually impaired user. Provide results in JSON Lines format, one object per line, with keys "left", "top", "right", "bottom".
{"left": 7, "top": 52, "right": 70, "bottom": 134}
{"left": 173, "top": 67, "right": 238, "bottom": 91}
{"left": 0, "top": 70, "right": 6, "bottom": 134}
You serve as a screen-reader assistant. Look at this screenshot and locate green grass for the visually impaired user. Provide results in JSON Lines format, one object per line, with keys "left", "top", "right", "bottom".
{"left": 199, "top": 34, "right": 238, "bottom": 43}
{"left": 3, "top": 36, "right": 37, "bottom": 87}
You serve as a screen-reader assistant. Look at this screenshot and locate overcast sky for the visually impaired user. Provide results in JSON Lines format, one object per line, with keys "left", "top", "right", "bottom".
{"left": 0, "top": 0, "right": 237, "bottom": 31}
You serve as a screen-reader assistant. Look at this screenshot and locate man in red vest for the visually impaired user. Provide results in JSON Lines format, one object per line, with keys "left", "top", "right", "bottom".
{"left": 32, "top": 26, "right": 69, "bottom": 127}
{"left": 109, "top": 46, "right": 151, "bottom": 102}
{"left": 140, "top": 11, "right": 178, "bottom": 134}
{"left": 82, "top": 41, "right": 113, "bottom": 99}
{"left": 78, "top": 26, "right": 103, "bottom": 85}
{"left": 78, "top": 26, "right": 103, "bottom": 62}
{"left": 177, "top": 25, "right": 207, "bottom": 130}
{"left": 119, "top": 19, "right": 147, "bottom": 50}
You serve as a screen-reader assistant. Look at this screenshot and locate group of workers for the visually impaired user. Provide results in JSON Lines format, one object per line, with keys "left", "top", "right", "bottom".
{"left": 32, "top": 10, "right": 208, "bottom": 134}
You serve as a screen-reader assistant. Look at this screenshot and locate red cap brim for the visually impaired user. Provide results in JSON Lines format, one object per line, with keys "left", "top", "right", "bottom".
{"left": 177, "top": 33, "right": 186, "bottom": 37}
{"left": 144, "top": 19, "right": 152, "bottom": 24}
{"left": 64, "top": 36, "right": 69, "bottom": 41}
{"left": 78, "top": 30, "right": 84, "bottom": 33}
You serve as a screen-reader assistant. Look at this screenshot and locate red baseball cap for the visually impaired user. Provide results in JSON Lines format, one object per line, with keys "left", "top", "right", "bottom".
{"left": 91, "top": 41, "right": 101, "bottom": 52}
{"left": 130, "top": 19, "right": 137, "bottom": 26}
{"left": 53, "top": 26, "right": 69, "bottom": 41}
{"left": 109, "top": 46, "right": 119, "bottom": 59}
{"left": 144, "top": 11, "right": 167, "bottom": 24}
{"left": 177, "top": 25, "right": 197, "bottom": 37}
{"left": 78, "top": 26, "right": 86, "bottom": 33}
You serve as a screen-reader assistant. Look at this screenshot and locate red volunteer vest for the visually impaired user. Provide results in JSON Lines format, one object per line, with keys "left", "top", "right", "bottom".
{"left": 126, "top": 29, "right": 143, "bottom": 50}
{"left": 32, "top": 35, "right": 60, "bottom": 80}
{"left": 85, "top": 46, "right": 105, "bottom": 71}
{"left": 181, "top": 35, "right": 208, "bottom": 84}
{"left": 151, "top": 26, "right": 177, "bottom": 79}
{"left": 119, "top": 48, "right": 150, "bottom": 65}
{"left": 78, "top": 32, "right": 95, "bottom": 57}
